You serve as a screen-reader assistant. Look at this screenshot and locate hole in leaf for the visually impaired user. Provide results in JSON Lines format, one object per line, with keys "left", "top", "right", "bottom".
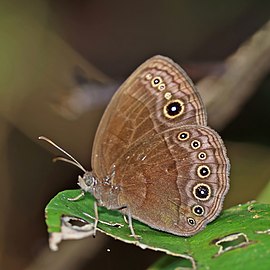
{"left": 65, "top": 216, "right": 88, "bottom": 227}
{"left": 256, "top": 229, "right": 270, "bottom": 235}
{"left": 213, "top": 232, "right": 252, "bottom": 257}
{"left": 49, "top": 216, "right": 95, "bottom": 251}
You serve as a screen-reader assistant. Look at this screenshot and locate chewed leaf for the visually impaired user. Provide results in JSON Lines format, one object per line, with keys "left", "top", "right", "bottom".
{"left": 46, "top": 190, "right": 270, "bottom": 269}
{"left": 49, "top": 216, "right": 95, "bottom": 251}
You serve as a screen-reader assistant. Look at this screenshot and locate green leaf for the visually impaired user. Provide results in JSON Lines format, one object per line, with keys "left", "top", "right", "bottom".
{"left": 46, "top": 190, "right": 270, "bottom": 269}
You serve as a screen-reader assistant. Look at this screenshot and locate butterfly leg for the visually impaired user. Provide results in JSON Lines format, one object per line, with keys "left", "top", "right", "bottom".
{"left": 127, "top": 209, "right": 141, "bottom": 240}
{"left": 68, "top": 190, "right": 85, "bottom": 201}
{"left": 93, "top": 200, "right": 124, "bottom": 236}
{"left": 123, "top": 214, "right": 128, "bottom": 224}
{"left": 83, "top": 201, "right": 124, "bottom": 236}
{"left": 106, "top": 204, "right": 141, "bottom": 240}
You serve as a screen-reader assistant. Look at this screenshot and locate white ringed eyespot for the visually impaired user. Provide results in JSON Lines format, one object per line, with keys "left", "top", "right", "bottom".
{"left": 193, "top": 183, "right": 211, "bottom": 201}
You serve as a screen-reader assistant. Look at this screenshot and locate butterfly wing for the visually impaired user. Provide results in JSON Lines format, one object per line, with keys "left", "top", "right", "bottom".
{"left": 91, "top": 55, "right": 229, "bottom": 236}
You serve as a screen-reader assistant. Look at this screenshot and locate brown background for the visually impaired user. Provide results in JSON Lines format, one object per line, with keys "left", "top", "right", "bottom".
{"left": 0, "top": 1, "right": 270, "bottom": 269}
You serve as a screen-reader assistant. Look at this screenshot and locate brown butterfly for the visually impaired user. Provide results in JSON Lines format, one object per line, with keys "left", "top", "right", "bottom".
{"left": 41, "top": 55, "right": 230, "bottom": 238}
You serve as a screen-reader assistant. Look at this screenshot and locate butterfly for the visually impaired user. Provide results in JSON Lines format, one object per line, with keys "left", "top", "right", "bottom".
{"left": 41, "top": 55, "right": 230, "bottom": 238}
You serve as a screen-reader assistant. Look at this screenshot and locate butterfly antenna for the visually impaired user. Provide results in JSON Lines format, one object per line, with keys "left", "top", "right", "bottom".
{"left": 38, "top": 136, "right": 86, "bottom": 173}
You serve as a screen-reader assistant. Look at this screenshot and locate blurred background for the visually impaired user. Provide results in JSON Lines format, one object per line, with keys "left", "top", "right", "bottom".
{"left": 0, "top": 1, "right": 270, "bottom": 269}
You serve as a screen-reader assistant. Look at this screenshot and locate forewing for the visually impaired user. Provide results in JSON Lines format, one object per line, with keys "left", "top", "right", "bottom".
{"left": 92, "top": 55, "right": 207, "bottom": 179}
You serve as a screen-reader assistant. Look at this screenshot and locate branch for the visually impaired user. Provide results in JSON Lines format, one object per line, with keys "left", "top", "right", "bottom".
{"left": 198, "top": 20, "right": 270, "bottom": 130}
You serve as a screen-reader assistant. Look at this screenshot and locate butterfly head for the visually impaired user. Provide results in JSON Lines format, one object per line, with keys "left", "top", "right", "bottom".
{"left": 78, "top": 171, "right": 97, "bottom": 194}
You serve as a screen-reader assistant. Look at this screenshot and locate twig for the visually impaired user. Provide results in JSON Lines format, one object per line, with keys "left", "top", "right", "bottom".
{"left": 198, "top": 20, "right": 270, "bottom": 130}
